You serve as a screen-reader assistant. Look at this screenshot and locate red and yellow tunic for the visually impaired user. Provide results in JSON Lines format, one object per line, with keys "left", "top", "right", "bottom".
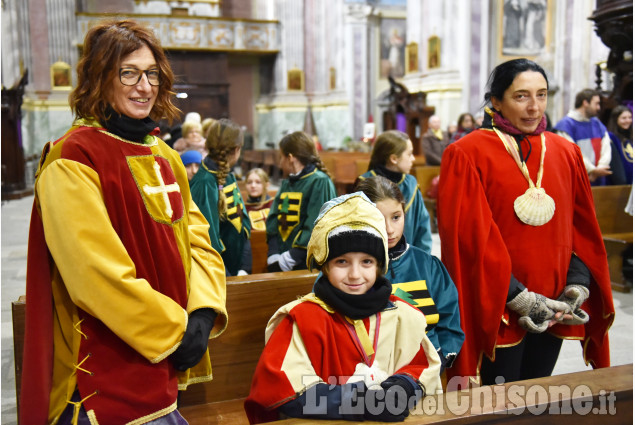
{"left": 21, "top": 120, "right": 228, "bottom": 424}
{"left": 245, "top": 294, "right": 442, "bottom": 424}
{"left": 438, "top": 129, "right": 614, "bottom": 383}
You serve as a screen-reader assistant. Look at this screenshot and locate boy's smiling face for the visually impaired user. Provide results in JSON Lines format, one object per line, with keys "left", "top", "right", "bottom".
{"left": 326, "top": 252, "right": 378, "bottom": 295}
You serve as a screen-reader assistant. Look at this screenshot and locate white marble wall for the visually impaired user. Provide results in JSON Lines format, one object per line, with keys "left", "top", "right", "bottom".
{"left": 7, "top": 0, "right": 616, "bottom": 158}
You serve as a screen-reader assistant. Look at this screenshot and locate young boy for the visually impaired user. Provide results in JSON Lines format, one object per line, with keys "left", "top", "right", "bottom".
{"left": 245, "top": 193, "right": 441, "bottom": 423}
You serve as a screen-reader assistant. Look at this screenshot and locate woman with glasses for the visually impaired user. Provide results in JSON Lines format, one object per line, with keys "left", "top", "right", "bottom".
{"left": 20, "top": 19, "right": 228, "bottom": 424}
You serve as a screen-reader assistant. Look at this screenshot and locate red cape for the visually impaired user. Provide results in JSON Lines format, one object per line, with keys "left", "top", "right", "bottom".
{"left": 438, "top": 129, "right": 614, "bottom": 382}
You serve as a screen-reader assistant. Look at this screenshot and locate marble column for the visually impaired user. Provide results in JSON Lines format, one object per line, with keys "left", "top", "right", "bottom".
{"left": 344, "top": 3, "right": 374, "bottom": 140}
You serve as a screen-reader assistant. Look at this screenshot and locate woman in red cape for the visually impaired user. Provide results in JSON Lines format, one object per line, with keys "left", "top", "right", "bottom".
{"left": 438, "top": 58, "right": 614, "bottom": 386}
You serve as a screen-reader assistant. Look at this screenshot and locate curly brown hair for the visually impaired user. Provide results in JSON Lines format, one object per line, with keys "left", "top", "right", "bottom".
{"left": 69, "top": 19, "right": 180, "bottom": 125}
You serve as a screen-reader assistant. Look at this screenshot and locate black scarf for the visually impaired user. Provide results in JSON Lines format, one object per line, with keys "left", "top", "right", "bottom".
{"left": 373, "top": 164, "right": 403, "bottom": 184}
{"left": 102, "top": 106, "right": 158, "bottom": 143}
{"left": 314, "top": 273, "right": 392, "bottom": 319}
{"left": 388, "top": 235, "right": 408, "bottom": 261}
{"left": 289, "top": 163, "right": 317, "bottom": 183}
{"left": 203, "top": 156, "right": 218, "bottom": 171}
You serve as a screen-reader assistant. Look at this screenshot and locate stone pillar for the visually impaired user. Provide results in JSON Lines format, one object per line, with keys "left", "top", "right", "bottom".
{"left": 345, "top": 3, "right": 374, "bottom": 140}
{"left": 27, "top": 0, "right": 51, "bottom": 96}
{"left": 47, "top": 0, "right": 78, "bottom": 82}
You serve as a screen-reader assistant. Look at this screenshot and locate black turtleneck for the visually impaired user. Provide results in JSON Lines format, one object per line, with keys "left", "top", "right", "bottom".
{"left": 289, "top": 163, "right": 317, "bottom": 183}
{"left": 102, "top": 106, "right": 158, "bottom": 143}
{"left": 372, "top": 164, "right": 403, "bottom": 184}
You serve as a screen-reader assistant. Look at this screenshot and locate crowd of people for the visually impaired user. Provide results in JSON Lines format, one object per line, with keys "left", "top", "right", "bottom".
{"left": 20, "top": 18, "right": 625, "bottom": 425}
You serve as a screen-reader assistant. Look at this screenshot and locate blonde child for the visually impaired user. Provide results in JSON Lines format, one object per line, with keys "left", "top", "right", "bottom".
{"left": 244, "top": 168, "right": 274, "bottom": 231}
{"left": 246, "top": 193, "right": 441, "bottom": 423}
{"left": 358, "top": 130, "right": 432, "bottom": 253}
{"left": 173, "top": 120, "right": 207, "bottom": 156}
{"left": 190, "top": 118, "right": 251, "bottom": 275}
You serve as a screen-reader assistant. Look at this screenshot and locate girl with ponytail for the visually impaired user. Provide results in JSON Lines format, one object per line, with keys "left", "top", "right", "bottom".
{"left": 191, "top": 118, "right": 252, "bottom": 276}
{"left": 266, "top": 131, "right": 336, "bottom": 272}
{"left": 358, "top": 130, "right": 433, "bottom": 253}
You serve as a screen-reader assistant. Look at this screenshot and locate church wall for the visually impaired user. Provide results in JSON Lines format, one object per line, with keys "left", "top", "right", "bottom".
{"left": 227, "top": 56, "right": 258, "bottom": 134}
{"left": 3, "top": 0, "right": 618, "bottom": 161}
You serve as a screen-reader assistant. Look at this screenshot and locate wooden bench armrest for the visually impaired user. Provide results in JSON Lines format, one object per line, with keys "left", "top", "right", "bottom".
{"left": 603, "top": 233, "right": 633, "bottom": 244}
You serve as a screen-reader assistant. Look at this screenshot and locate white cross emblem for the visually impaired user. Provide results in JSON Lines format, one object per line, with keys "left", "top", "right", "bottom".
{"left": 143, "top": 161, "right": 181, "bottom": 217}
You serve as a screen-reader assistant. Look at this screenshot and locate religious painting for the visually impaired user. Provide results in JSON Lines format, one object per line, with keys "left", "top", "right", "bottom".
{"left": 427, "top": 36, "right": 441, "bottom": 69}
{"left": 499, "top": 0, "right": 551, "bottom": 59}
{"left": 287, "top": 68, "right": 304, "bottom": 91}
{"left": 379, "top": 18, "right": 406, "bottom": 78}
{"left": 329, "top": 67, "right": 337, "bottom": 91}
{"left": 51, "top": 61, "right": 72, "bottom": 90}
{"left": 406, "top": 42, "right": 419, "bottom": 73}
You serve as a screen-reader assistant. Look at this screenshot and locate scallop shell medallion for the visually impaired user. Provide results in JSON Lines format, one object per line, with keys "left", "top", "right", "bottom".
{"left": 513, "top": 187, "right": 555, "bottom": 226}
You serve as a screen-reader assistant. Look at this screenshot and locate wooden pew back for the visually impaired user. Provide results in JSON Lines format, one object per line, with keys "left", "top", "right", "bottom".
{"left": 179, "top": 270, "right": 317, "bottom": 406}
{"left": 250, "top": 230, "right": 269, "bottom": 274}
{"left": 591, "top": 184, "right": 633, "bottom": 292}
{"left": 319, "top": 151, "right": 370, "bottom": 195}
{"left": 413, "top": 165, "right": 441, "bottom": 197}
{"left": 591, "top": 185, "right": 633, "bottom": 238}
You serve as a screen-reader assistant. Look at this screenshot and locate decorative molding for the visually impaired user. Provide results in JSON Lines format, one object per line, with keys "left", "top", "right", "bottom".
{"left": 76, "top": 13, "right": 280, "bottom": 53}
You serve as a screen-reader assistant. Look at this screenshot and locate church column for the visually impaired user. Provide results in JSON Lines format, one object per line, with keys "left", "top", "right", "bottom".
{"left": 344, "top": 3, "right": 374, "bottom": 140}
{"left": 254, "top": 0, "right": 307, "bottom": 148}
{"left": 27, "top": 0, "right": 51, "bottom": 96}
{"left": 47, "top": 0, "right": 78, "bottom": 73}
{"left": 401, "top": 0, "right": 465, "bottom": 130}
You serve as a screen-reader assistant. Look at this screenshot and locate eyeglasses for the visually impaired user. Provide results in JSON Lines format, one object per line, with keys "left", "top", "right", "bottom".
{"left": 119, "top": 68, "right": 161, "bottom": 86}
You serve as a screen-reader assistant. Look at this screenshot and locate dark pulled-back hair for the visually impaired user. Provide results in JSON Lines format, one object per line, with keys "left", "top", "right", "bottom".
{"left": 69, "top": 19, "right": 180, "bottom": 125}
{"left": 279, "top": 131, "right": 332, "bottom": 179}
{"left": 355, "top": 175, "right": 406, "bottom": 211}
{"left": 484, "top": 58, "right": 549, "bottom": 105}
{"left": 368, "top": 130, "right": 410, "bottom": 171}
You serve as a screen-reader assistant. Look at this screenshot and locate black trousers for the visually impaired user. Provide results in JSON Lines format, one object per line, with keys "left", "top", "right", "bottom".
{"left": 480, "top": 331, "right": 563, "bottom": 385}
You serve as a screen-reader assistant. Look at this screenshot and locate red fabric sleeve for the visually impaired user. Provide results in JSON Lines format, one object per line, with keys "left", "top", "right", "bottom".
{"left": 438, "top": 143, "right": 512, "bottom": 380}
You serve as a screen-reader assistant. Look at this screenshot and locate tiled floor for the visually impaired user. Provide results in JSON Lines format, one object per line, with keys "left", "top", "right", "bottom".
{"left": 1, "top": 195, "right": 632, "bottom": 424}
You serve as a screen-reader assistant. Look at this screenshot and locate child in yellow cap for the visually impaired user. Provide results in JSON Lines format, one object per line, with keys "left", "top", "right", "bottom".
{"left": 245, "top": 192, "right": 441, "bottom": 423}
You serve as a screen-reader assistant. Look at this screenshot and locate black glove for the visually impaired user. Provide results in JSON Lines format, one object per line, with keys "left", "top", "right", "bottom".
{"left": 364, "top": 375, "right": 423, "bottom": 422}
{"left": 171, "top": 308, "right": 216, "bottom": 371}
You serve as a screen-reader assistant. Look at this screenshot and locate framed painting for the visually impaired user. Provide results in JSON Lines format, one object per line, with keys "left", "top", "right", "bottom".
{"left": 287, "top": 68, "right": 305, "bottom": 91}
{"left": 427, "top": 36, "right": 440, "bottom": 69}
{"left": 499, "top": 0, "right": 552, "bottom": 60}
{"left": 379, "top": 18, "right": 406, "bottom": 78}
{"left": 406, "top": 42, "right": 419, "bottom": 73}
{"left": 51, "top": 61, "right": 72, "bottom": 90}
{"left": 329, "top": 67, "right": 337, "bottom": 91}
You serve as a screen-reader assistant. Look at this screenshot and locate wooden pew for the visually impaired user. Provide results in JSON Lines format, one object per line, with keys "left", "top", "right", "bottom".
{"left": 182, "top": 365, "right": 632, "bottom": 424}
{"left": 12, "top": 291, "right": 633, "bottom": 424}
{"left": 261, "top": 364, "right": 632, "bottom": 425}
{"left": 591, "top": 185, "right": 633, "bottom": 292}
{"left": 250, "top": 230, "right": 269, "bottom": 274}
{"left": 320, "top": 151, "right": 370, "bottom": 195}
{"left": 413, "top": 165, "right": 441, "bottom": 233}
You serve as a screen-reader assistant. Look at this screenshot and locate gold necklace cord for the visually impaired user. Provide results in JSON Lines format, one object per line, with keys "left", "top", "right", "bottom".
{"left": 493, "top": 128, "right": 546, "bottom": 189}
